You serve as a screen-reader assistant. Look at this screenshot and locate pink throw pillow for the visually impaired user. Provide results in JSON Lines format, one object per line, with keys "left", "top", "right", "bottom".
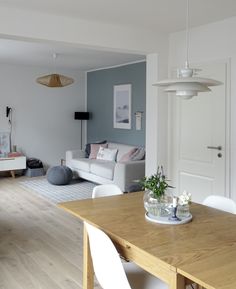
{"left": 119, "top": 148, "right": 138, "bottom": 163}
{"left": 89, "top": 143, "right": 108, "bottom": 159}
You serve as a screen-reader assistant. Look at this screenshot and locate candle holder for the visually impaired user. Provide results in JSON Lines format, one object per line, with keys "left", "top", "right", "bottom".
{"left": 169, "top": 205, "right": 181, "bottom": 221}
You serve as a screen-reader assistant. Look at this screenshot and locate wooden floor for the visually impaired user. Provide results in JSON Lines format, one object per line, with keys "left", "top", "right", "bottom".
{"left": 0, "top": 176, "right": 101, "bottom": 289}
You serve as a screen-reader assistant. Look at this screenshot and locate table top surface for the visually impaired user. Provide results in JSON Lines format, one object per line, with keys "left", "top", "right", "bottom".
{"left": 59, "top": 192, "right": 236, "bottom": 289}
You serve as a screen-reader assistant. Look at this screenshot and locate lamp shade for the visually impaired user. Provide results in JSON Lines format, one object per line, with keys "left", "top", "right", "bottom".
{"left": 154, "top": 74, "right": 222, "bottom": 99}
{"left": 36, "top": 74, "right": 74, "bottom": 87}
{"left": 74, "top": 112, "right": 90, "bottom": 120}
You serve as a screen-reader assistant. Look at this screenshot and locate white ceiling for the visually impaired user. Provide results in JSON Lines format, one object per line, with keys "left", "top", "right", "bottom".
{"left": 1, "top": 0, "right": 236, "bottom": 33}
{"left": 0, "top": 39, "right": 145, "bottom": 71}
{"left": 0, "top": 0, "right": 236, "bottom": 70}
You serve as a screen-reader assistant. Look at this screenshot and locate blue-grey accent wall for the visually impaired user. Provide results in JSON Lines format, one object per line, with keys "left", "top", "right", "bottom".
{"left": 87, "top": 61, "right": 146, "bottom": 146}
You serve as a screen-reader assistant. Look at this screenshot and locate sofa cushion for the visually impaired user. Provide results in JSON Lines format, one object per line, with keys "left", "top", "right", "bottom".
{"left": 70, "top": 158, "right": 93, "bottom": 172}
{"left": 130, "top": 147, "right": 145, "bottom": 161}
{"left": 108, "top": 143, "right": 138, "bottom": 162}
{"left": 90, "top": 160, "right": 116, "bottom": 180}
{"left": 97, "top": 147, "right": 118, "bottom": 161}
{"left": 89, "top": 143, "right": 108, "bottom": 159}
{"left": 119, "top": 148, "right": 138, "bottom": 162}
{"left": 85, "top": 140, "right": 107, "bottom": 158}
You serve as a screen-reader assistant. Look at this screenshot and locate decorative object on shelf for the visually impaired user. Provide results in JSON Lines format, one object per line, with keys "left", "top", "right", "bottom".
{"left": 142, "top": 166, "right": 173, "bottom": 217}
{"left": 113, "top": 84, "right": 131, "bottom": 129}
{"left": 0, "top": 132, "right": 10, "bottom": 157}
{"left": 153, "top": 0, "right": 222, "bottom": 99}
{"left": 12, "top": 144, "right": 17, "bottom": 153}
{"left": 74, "top": 112, "right": 90, "bottom": 150}
{"left": 8, "top": 152, "right": 23, "bottom": 157}
{"left": 36, "top": 53, "right": 74, "bottom": 88}
{"left": 177, "top": 190, "right": 192, "bottom": 218}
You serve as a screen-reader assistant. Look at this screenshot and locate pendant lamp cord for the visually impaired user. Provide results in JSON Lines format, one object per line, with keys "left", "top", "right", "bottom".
{"left": 185, "top": 0, "right": 189, "bottom": 69}
{"left": 52, "top": 53, "right": 57, "bottom": 74}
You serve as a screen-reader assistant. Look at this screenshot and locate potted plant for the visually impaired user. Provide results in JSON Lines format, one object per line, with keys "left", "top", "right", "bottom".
{"left": 141, "top": 166, "right": 173, "bottom": 217}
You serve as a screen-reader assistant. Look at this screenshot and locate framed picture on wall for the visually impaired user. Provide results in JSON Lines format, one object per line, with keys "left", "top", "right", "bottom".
{"left": 113, "top": 84, "right": 131, "bottom": 129}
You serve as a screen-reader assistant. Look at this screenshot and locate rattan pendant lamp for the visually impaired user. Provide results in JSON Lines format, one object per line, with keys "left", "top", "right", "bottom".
{"left": 36, "top": 53, "right": 74, "bottom": 88}
{"left": 153, "top": 0, "right": 222, "bottom": 99}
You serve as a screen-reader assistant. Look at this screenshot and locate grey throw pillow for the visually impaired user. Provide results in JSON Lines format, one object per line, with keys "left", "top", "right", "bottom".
{"left": 130, "top": 147, "right": 145, "bottom": 161}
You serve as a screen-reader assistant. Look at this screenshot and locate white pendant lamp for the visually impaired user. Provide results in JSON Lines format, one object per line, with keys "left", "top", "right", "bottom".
{"left": 153, "top": 0, "right": 222, "bottom": 99}
{"left": 36, "top": 53, "right": 74, "bottom": 88}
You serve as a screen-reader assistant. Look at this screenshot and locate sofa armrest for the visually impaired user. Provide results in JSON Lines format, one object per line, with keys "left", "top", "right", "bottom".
{"left": 113, "top": 160, "right": 145, "bottom": 192}
{"left": 66, "top": 149, "right": 85, "bottom": 167}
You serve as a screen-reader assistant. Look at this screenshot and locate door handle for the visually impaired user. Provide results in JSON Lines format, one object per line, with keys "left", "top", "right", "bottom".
{"left": 207, "top": 146, "right": 222, "bottom": 151}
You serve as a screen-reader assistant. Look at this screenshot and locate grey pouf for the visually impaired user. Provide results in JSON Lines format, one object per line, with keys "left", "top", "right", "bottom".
{"left": 47, "top": 165, "right": 73, "bottom": 185}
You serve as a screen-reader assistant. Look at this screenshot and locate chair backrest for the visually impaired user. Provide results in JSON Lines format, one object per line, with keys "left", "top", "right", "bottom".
{"left": 84, "top": 222, "right": 132, "bottom": 289}
{"left": 92, "top": 184, "right": 123, "bottom": 198}
{"left": 203, "top": 195, "right": 236, "bottom": 214}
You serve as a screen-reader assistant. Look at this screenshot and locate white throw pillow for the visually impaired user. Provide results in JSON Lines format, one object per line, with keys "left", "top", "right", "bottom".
{"left": 97, "top": 147, "right": 118, "bottom": 161}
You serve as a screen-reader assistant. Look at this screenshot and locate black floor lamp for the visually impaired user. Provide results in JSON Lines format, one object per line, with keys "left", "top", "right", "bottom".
{"left": 74, "top": 112, "right": 90, "bottom": 149}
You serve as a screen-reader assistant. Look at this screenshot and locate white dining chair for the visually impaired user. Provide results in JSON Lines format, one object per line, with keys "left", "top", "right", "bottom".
{"left": 203, "top": 195, "right": 236, "bottom": 214}
{"left": 84, "top": 222, "right": 168, "bottom": 289}
{"left": 92, "top": 184, "right": 123, "bottom": 198}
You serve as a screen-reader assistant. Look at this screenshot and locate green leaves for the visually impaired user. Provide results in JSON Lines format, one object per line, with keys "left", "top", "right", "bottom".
{"left": 140, "top": 166, "right": 172, "bottom": 199}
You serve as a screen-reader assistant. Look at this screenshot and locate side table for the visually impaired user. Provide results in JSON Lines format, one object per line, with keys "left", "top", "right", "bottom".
{"left": 0, "top": 156, "right": 26, "bottom": 178}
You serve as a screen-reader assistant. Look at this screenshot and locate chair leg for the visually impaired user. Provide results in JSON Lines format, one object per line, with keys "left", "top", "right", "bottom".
{"left": 195, "top": 285, "right": 204, "bottom": 289}
{"left": 185, "top": 280, "right": 204, "bottom": 289}
{"left": 185, "top": 278, "right": 196, "bottom": 288}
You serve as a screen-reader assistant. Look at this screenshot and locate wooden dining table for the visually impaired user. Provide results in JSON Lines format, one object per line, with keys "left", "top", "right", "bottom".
{"left": 59, "top": 191, "right": 236, "bottom": 289}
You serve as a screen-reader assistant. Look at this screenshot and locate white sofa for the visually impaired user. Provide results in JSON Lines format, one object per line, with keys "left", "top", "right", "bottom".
{"left": 66, "top": 142, "right": 145, "bottom": 192}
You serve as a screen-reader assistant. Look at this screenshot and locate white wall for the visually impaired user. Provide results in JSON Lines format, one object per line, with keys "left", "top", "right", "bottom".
{"left": 0, "top": 63, "right": 86, "bottom": 167}
{"left": 146, "top": 52, "right": 168, "bottom": 177}
{"left": 169, "top": 16, "right": 236, "bottom": 200}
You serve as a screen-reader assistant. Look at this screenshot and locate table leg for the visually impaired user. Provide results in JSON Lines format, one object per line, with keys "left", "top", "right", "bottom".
{"left": 169, "top": 271, "right": 185, "bottom": 289}
{"left": 83, "top": 225, "right": 94, "bottom": 289}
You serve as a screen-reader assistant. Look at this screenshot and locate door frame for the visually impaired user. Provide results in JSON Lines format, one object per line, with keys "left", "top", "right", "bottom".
{"left": 167, "top": 58, "right": 231, "bottom": 198}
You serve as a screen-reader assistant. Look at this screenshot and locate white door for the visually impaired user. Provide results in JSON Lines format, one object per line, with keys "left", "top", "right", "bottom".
{"left": 170, "top": 61, "right": 228, "bottom": 203}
